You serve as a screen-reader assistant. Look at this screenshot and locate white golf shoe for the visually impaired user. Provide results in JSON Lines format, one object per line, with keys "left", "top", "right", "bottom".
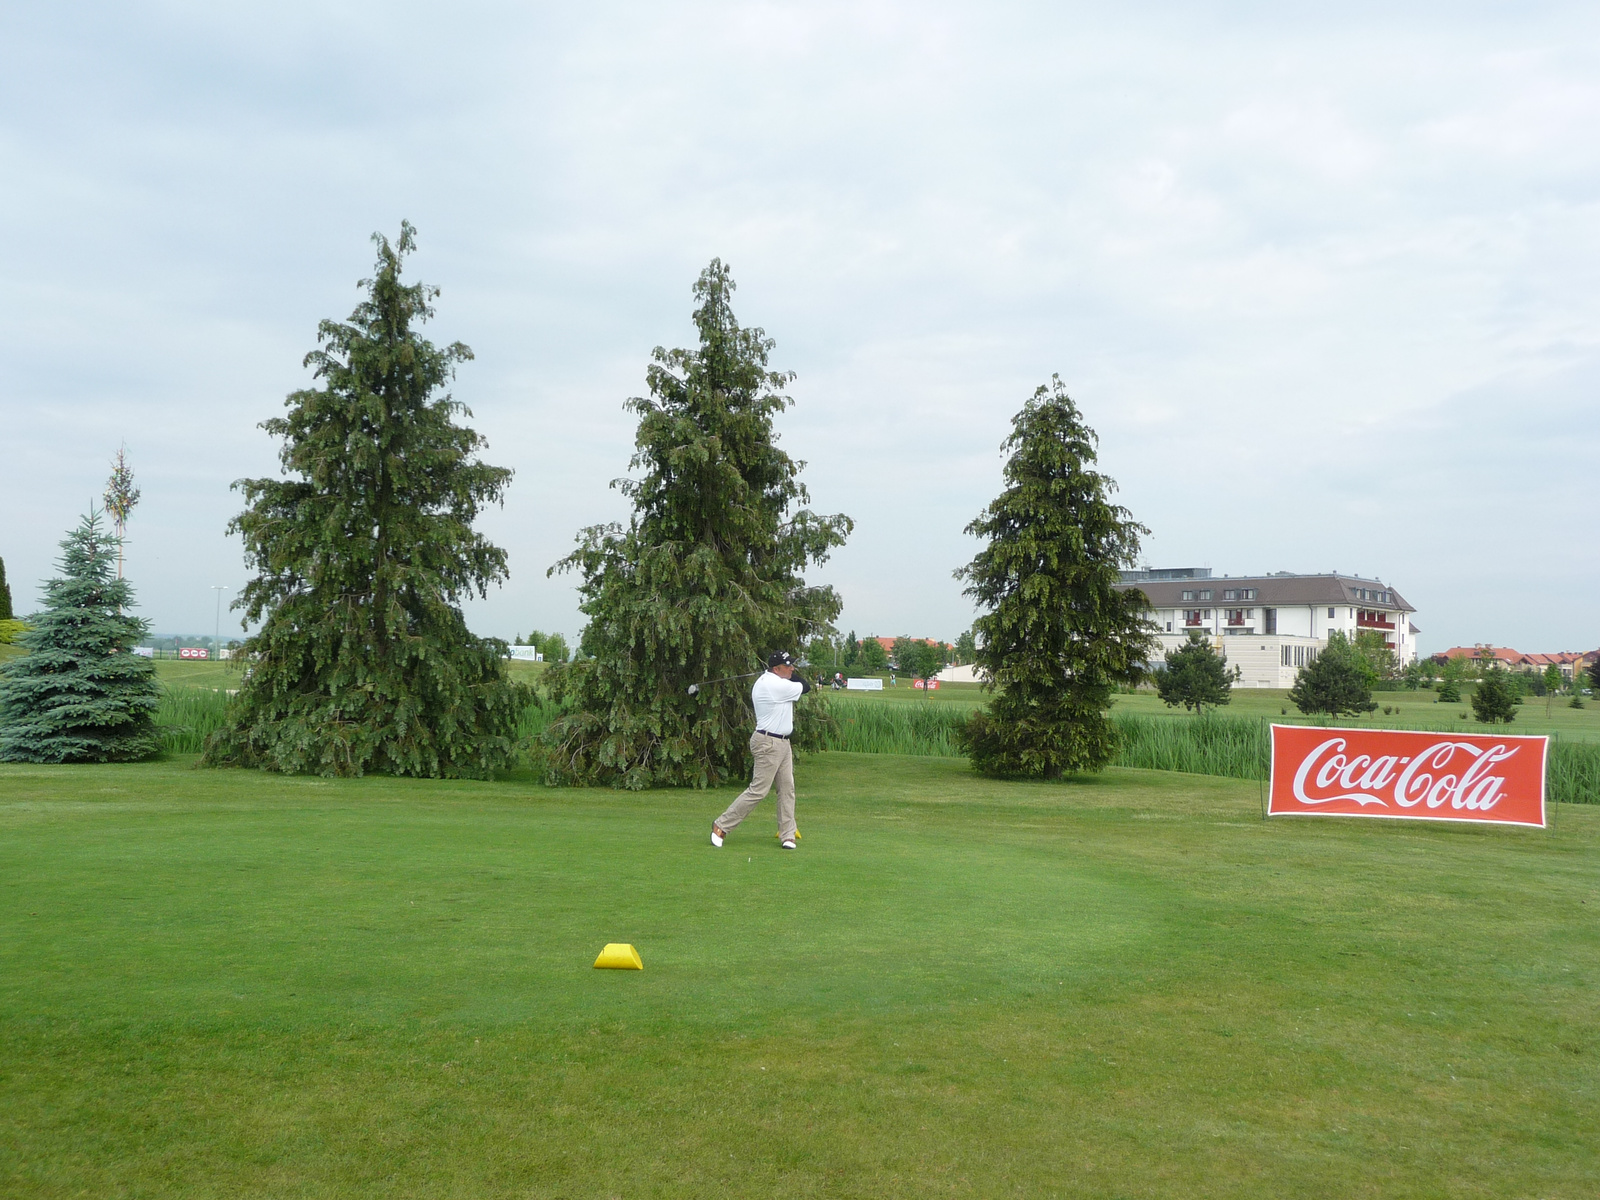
{"left": 780, "top": 838, "right": 796, "bottom": 850}
{"left": 711, "top": 826, "right": 725, "bottom": 848}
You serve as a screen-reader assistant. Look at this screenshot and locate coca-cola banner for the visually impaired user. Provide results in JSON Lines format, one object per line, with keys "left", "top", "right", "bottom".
{"left": 1268, "top": 725, "right": 1548, "bottom": 828}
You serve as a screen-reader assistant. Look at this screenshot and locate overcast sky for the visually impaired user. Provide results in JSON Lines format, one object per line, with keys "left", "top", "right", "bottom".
{"left": 3, "top": 1, "right": 1596, "bottom": 655}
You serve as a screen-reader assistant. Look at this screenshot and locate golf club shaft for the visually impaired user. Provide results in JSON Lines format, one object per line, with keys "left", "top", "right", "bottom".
{"left": 686, "top": 670, "right": 761, "bottom": 694}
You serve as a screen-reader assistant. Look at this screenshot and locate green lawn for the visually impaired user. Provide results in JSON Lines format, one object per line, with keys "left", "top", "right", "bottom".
{"left": 2, "top": 755, "right": 1596, "bottom": 1197}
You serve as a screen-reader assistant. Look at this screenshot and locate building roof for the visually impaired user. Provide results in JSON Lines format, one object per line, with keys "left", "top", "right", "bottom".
{"left": 1434, "top": 646, "right": 1523, "bottom": 665}
{"left": 863, "top": 636, "right": 947, "bottom": 652}
{"left": 1115, "top": 572, "right": 1415, "bottom": 613}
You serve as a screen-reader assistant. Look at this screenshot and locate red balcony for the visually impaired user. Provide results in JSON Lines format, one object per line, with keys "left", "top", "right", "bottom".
{"left": 1356, "top": 610, "right": 1395, "bottom": 630}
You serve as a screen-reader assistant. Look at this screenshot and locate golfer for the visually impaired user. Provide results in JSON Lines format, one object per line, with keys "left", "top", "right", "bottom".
{"left": 711, "top": 651, "right": 811, "bottom": 850}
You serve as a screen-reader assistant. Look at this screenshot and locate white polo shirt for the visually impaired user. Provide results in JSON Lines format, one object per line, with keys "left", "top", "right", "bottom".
{"left": 751, "top": 671, "right": 805, "bottom": 737}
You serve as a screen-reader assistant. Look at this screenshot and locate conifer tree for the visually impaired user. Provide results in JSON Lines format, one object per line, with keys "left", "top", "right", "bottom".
{"left": 203, "top": 223, "right": 526, "bottom": 778}
{"left": 1288, "top": 630, "right": 1378, "bottom": 720}
{"left": 1154, "top": 632, "right": 1240, "bottom": 715}
{"left": 0, "top": 553, "right": 13, "bottom": 621}
{"left": 956, "top": 377, "right": 1155, "bottom": 777}
{"left": 1470, "top": 668, "right": 1518, "bottom": 724}
{"left": 541, "top": 260, "right": 852, "bottom": 789}
{"left": 0, "top": 509, "right": 161, "bottom": 762}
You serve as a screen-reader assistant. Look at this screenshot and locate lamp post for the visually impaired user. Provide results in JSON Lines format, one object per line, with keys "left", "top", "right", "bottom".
{"left": 212, "top": 586, "right": 226, "bottom": 660}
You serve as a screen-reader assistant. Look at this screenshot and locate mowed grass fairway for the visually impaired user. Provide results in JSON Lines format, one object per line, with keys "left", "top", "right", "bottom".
{"left": 2, "top": 756, "right": 1597, "bottom": 1197}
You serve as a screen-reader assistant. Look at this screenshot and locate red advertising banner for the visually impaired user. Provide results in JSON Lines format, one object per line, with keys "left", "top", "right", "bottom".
{"left": 1268, "top": 725, "right": 1548, "bottom": 828}
{"left": 178, "top": 647, "right": 209, "bottom": 660}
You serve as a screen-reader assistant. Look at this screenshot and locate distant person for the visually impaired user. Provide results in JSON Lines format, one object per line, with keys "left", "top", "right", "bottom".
{"left": 711, "top": 651, "right": 811, "bottom": 850}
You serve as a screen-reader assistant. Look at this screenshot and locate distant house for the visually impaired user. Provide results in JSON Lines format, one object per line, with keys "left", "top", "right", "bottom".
{"left": 864, "top": 636, "right": 950, "bottom": 662}
{"left": 1434, "top": 646, "right": 1524, "bottom": 670}
{"left": 1437, "top": 647, "right": 1596, "bottom": 681}
{"left": 1115, "top": 568, "right": 1420, "bottom": 688}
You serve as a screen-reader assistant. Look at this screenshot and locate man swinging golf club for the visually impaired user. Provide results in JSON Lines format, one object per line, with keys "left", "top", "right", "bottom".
{"left": 711, "top": 651, "right": 811, "bottom": 850}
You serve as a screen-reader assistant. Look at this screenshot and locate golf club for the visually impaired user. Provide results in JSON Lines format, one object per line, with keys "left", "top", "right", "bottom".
{"left": 686, "top": 670, "right": 762, "bottom": 696}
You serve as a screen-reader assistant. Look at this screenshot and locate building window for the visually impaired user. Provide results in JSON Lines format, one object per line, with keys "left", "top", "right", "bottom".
{"left": 1183, "top": 610, "right": 1202, "bottom": 626}
{"left": 1165, "top": 621, "right": 1173, "bottom": 632}
{"left": 1328, "top": 607, "right": 1335, "bottom": 619}
{"left": 1225, "top": 588, "right": 1258, "bottom": 601}
{"left": 1264, "top": 608, "right": 1277, "bottom": 634}
{"left": 1181, "top": 590, "right": 1194, "bottom": 601}
{"left": 1226, "top": 609, "right": 1247, "bottom": 626}
{"left": 1199, "top": 590, "right": 1212, "bottom": 601}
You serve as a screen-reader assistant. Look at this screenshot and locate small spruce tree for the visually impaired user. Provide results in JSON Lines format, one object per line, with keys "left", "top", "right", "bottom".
{"left": 1288, "top": 631, "right": 1378, "bottom": 720}
{"left": 203, "top": 223, "right": 527, "bottom": 778}
{"left": 1436, "top": 657, "right": 1464, "bottom": 703}
{"left": 955, "top": 377, "right": 1155, "bottom": 777}
{"left": 0, "top": 509, "right": 161, "bottom": 762}
{"left": 842, "top": 631, "right": 860, "bottom": 669}
{"left": 540, "top": 260, "right": 852, "bottom": 788}
{"left": 1154, "top": 632, "right": 1240, "bottom": 715}
{"left": 1471, "top": 668, "right": 1519, "bottom": 724}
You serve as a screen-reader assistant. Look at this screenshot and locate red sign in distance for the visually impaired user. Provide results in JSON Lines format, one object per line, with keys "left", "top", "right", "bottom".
{"left": 1268, "top": 725, "right": 1548, "bottom": 828}
{"left": 178, "top": 647, "right": 209, "bottom": 660}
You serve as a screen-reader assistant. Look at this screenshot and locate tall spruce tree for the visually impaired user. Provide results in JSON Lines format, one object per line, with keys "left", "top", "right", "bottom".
{"left": 541, "top": 260, "right": 852, "bottom": 789}
{"left": 956, "top": 377, "right": 1155, "bottom": 777}
{"left": 0, "top": 509, "right": 161, "bottom": 762}
{"left": 203, "top": 223, "right": 526, "bottom": 778}
{"left": 0, "top": 553, "right": 13, "bottom": 621}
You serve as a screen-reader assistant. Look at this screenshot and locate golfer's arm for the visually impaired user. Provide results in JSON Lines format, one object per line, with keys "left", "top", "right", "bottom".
{"left": 794, "top": 673, "right": 812, "bottom": 696}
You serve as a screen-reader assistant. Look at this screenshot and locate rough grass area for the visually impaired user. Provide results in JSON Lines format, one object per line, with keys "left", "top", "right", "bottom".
{"left": 2, "top": 754, "right": 1597, "bottom": 1197}
{"left": 820, "top": 697, "right": 1600, "bottom": 805}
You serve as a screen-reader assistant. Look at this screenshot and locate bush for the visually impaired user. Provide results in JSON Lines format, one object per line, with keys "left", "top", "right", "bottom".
{"left": 0, "top": 619, "right": 25, "bottom": 645}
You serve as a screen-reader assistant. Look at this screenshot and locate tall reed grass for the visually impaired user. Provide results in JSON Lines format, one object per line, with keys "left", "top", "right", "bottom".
{"left": 820, "top": 696, "right": 966, "bottom": 756}
{"left": 818, "top": 697, "right": 1599, "bottom": 804}
{"left": 156, "top": 687, "right": 233, "bottom": 754}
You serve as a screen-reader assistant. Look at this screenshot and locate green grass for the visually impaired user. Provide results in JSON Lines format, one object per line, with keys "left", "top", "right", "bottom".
{"left": 1, "top": 755, "right": 1597, "bottom": 1197}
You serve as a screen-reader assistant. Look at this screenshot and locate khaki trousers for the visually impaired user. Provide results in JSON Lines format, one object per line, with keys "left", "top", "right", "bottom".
{"left": 715, "top": 732, "right": 796, "bottom": 839}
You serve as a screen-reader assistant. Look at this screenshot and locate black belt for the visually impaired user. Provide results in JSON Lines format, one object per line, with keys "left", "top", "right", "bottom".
{"left": 756, "top": 730, "right": 790, "bottom": 740}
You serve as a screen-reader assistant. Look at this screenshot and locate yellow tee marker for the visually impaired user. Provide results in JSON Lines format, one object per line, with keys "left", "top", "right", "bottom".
{"left": 593, "top": 943, "right": 643, "bottom": 970}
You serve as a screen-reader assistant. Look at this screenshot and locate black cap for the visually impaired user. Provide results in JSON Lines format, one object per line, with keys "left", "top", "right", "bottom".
{"left": 767, "top": 651, "right": 796, "bottom": 669}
